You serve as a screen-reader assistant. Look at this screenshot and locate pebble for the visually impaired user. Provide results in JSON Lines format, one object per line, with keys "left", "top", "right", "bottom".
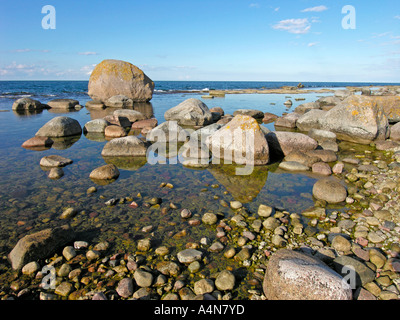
{"left": 194, "top": 279, "right": 214, "bottom": 295}
{"left": 177, "top": 249, "right": 203, "bottom": 264}
{"left": 62, "top": 246, "right": 76, "bottom": 261}
{"left": 116, "top": 278, "right": 134, "bottom": 298}
{"left": 230, "top": 201, "right": 243, "bottom": 210}
{"left": 202, "top": 212, "right": 218, "bottom": 225}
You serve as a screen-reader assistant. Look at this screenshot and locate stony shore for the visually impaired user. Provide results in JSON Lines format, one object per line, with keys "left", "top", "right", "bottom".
{"left": 2, "top": 133, "right": 400, "bottom": 300}
{"left": 3, "top": 62, "right": 400, "bottom": 300}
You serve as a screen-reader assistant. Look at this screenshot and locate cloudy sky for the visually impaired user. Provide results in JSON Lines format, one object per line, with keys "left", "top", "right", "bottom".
{"left": 0, "top": 0, "right": 399, "bottom": 82}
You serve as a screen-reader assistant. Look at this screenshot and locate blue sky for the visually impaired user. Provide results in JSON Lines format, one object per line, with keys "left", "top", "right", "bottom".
{"left": 0, "top": 0, "right": 399, "bottom": 82}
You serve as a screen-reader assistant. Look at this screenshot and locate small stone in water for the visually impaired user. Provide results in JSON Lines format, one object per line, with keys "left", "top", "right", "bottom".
{"left": 74, "top": 241, "right": 89, "bottom": 250}
{"left": 129, "top": 201, "right": 138, "bottom": 208}
{"left": 60, "top": 207, "right": 78, "bottom": 220}
{"left": 230, "top": 201, "right": 242, "bottom": 209}
{"left": 105, "top": 198, "right": 117, "bottom": 206}
{"left": 87, "top": 187, "right": 97, "bottom": 194}
{"left": 180, "top": 209, "right": 192, "bottom": 218}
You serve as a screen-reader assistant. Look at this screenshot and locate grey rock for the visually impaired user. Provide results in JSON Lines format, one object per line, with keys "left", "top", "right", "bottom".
{"left": 35, "top": 116, "right": 82, "bottom": 138}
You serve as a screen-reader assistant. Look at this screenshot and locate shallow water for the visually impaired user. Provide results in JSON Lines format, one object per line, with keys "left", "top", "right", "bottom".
{"left": 0, "top": 87, "right": 335, "bottom": 257}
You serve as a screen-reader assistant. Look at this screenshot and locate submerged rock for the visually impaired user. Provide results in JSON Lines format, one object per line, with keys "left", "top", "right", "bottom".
{"left": 21, "top": 136, "right": 53, "bottom": 150}
{"left": 40, "top": 155, "right": 73, "bottom": 167}
{"left": 263, "top": 249, "right": 352, "bottom": 300}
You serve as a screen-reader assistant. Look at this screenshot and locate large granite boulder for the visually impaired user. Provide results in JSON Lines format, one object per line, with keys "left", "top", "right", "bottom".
{"left": 206, "top": 115, "right": 270, "bottom": 165}
{"left": 35, "top": 116, "right": 82, "bottom": 138}
{"left": 88, "top": 59, "right": 154, "bottom": 103}
{"left": 164, "top": 98, "right": 213, "bottom": 126}
{"left": 296, "top": 109, "right": 327, "bottom": 132}
{"left": 8, "top": 225, "right": 75, "bottom": 270}
{"left": 263, "top": 249, "right": 352, "bottom": 300}
{"left": 321, "top": 95, "right": 389, "bottom": 144}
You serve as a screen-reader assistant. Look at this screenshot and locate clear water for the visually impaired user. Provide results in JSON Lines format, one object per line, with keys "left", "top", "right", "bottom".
{"left": 0, "top": 80, "right": 381, "bottom": 255}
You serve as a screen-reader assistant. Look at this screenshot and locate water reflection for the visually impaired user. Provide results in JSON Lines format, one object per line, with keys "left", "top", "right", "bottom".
{"left": 207, "top": 163, "right": 272, "bottom": 203}
{"left": 51, "top": 134, "right": 81, "bottom": 150}
{"left": 87, "top": 102, "right": 154, "bottom": 120}
{"left": 12, "top": 109, "right": 44, "bottom": 117}
{"left": 103, "top": 156, "right": 147, "bottom": 171}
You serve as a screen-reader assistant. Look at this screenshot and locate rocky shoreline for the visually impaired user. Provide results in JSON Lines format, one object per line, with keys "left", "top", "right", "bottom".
{"left": 2, "top": 107, "right": 400, "bottom": 300}
{"left": 2, "top": 60, "right": 400, "bottom": 300}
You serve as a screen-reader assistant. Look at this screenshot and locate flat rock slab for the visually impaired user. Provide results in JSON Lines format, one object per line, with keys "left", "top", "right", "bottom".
{"left": 47, "top": 99, "right": 79, "bottom": 109}
{"left": 40, "top": 155, "right": 73, "bottom": 167}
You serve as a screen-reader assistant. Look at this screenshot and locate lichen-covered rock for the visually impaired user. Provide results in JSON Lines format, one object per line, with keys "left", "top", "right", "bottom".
{"left": 88, "top": 59, "right": 154, "bottom": 103}
{"left": 321, "top": 95, "right": 389, "bottom": 144}
{"left": 263, "top": 249, "right": 352, "bottom": 300}
{"left": 206, "top": 114, "right": 270, "bottom": 165}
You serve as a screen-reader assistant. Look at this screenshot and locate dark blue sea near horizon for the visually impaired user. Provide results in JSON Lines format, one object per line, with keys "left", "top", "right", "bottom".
{"left": 0, "top": 80, "right": 396, "bottom": 283}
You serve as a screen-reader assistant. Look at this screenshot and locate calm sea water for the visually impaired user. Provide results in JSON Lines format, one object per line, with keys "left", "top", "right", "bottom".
{"left": 0, "top": 80, "right": 392, "bottom": 256}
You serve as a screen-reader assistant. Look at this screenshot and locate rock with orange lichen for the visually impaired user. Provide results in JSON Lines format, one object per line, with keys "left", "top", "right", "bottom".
{"left": 88, "top": 59, "right": 154, "bottom": 103}
{"left": 206, "top": 114, "right": 269, "bottom": 165}
{"left": 321, "top": 95, "right": 389, "bottom": 144}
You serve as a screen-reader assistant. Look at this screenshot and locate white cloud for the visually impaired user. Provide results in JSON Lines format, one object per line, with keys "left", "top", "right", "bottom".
{"left": 81, "top": 64, "right": 96, "bottom": 75}
{"left": 395, "top": 15, "right": 400, "bottom": 19}
{"left": 249, "top": 3, "right": 260, "bottom": 8}
{"left": 273, "top": 18, "right": 311, "bottom": 34}
{"left": 78, "top": 52, "right": 98, "bottom": 55}
{"left": 274, "top": 7, "right": 280, "bottom": 12}
{"left": 301, "top": 5, "right": 328, "bottom": 13}
{"left": 308, "top": 42, "right": 319, "bottom": 47}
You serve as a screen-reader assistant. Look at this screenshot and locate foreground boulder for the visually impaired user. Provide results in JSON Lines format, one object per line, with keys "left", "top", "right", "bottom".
{"left": 263, "top": 249, "right": 352, "bottom": 300}
{"left": 12, "top": 98, "right": 43, "bottom": 111}
{"left": 206, "top": 115, "right": 270, "bottom": 165}
{"left": 322, "top": 95, "right": 389, "bottom": 144}
{"left": 164, "top": 98, "right": 213, "bottom": 126}
{"left": 8, "top": 225, "right": 75, "bottom": 270}
{"left": 101, "top": 136, "right": 148, "bottom": 157}
{"left": 35, "top": 116, "right": 82, "bottom": 138}
{"left": 88, "top": 59, "right": 154, "bottom": 103}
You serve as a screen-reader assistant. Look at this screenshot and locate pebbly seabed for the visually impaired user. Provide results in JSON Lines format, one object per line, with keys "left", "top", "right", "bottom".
{"left": 0, "top": 84, "right": 400, "bottom": 301}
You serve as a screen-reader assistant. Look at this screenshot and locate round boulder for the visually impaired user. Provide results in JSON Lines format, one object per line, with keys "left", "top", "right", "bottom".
{"left": 88, "top": 59, "right": 154, "bottom": 103}
{"left": 312, "top": 178, "right": 347, "bottom": 204}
